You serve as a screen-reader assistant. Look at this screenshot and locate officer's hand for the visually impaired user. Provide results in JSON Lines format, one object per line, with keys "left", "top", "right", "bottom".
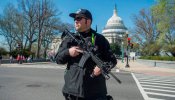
{"left": 93, "top": 66, "right": 102, "bottom": 76}
{"left": 69, "top": 46, "right": 83, "bottom": 57}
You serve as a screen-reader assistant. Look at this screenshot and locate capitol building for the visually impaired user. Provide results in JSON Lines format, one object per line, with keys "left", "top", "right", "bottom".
{"left": 102, "top": 5, "right": 128, "bottom": 44}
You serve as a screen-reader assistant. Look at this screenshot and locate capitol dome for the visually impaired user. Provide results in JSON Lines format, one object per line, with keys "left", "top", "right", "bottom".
{"left": 102, "top": 5, "right": 127, "bottom": 44}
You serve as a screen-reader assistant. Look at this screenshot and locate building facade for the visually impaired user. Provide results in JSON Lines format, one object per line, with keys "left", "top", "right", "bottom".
{"left": 102, "top": 5, "right": 128, "bottom": 44}
{"left": 48, "top": 36, "right": 61, "bottom": 58}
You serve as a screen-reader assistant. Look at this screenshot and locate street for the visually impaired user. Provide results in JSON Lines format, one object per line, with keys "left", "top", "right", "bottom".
{"left": 0, "top": 63, "right": 152, "bottom": 100}
{"left": 134, "top": 73, "right": 175, "bottom": 100}
{"left": 0, "top": 65, "right": 63, "bottom": 100}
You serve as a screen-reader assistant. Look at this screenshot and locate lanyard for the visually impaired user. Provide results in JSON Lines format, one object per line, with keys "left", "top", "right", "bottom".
{"left": 91, "top": 33, "right": 95, "bottom": 46}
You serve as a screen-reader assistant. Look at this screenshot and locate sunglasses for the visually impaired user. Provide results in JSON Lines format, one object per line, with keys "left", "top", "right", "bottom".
{"left": 74, "top": 16, "right": 87, "bottom": 21}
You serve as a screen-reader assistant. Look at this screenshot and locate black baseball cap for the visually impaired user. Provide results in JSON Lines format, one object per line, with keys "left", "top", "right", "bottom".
{"left": 69, "top": 9, "right": 92, "bottom": 21}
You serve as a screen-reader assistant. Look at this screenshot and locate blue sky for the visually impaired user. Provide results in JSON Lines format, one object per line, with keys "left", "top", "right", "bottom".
{"left": 0, "top": 0, "right": 156, "bottom": 33}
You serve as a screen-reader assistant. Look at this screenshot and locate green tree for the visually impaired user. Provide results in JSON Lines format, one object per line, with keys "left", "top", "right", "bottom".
{"left": 110, "top": 43, "right": 121, "bottom": 56}
{"left": 152, "top": 0, "right": 175, "bottom": 56}
{"left": 132, "top": 9, "right": 160, "bottom": 56}
{"left": 0, "top": 47, "right": 8, "bottom": 55}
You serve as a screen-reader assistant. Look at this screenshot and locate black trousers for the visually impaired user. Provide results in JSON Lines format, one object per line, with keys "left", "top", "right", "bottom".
{"left": 63, "top": 93, "right": 109, "bottom": 100}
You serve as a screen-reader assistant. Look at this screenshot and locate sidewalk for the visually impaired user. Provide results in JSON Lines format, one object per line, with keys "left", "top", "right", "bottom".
{"left": 117, "top": 60, "right": 175, "bottom": 76}
{"left": 1, "top": 60, "right": 175, "bottom": 76}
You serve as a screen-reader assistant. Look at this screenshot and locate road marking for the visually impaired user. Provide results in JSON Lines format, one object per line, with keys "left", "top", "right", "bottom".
{"left": 139, "top": 80, "right": 175, "bottom": 84}
{"left": 144, "top": 88, "right": 175, "bottom": 93}
{"left": 146, "top": 92, "right": 175, "bottom": 97}
{"left": 134, "top": 73, "right": 175, "bottom": 100}
{"left": 132, "top": 73, "right": 149, "bottom": 100}
{"left": 142, "top": 84, "right": 175, "bottom": 90}
{"left": 136, "top": 77, "right": 175, "bottom": 81}
{"left": 140, "top": 81, "right": 175, "bottom": 87}
{"left": 147, "top": 98, "right": 164, "bottom": 100}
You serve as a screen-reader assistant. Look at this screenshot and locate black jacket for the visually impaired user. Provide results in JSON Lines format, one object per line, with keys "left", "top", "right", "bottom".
{"left": 55, "top": 29, "right": 117, "bottom": 98}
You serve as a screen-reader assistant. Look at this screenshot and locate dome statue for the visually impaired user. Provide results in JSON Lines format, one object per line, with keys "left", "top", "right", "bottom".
{"left": 102, "top": 5, "right": 127, "bottom": 44}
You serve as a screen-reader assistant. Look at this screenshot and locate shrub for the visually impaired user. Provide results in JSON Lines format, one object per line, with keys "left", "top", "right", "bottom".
{"left": 0, "top": 47, "right": 8, "bottom": 55}
{"left": 139, "top": 56, "right": 175, "bottom": 61}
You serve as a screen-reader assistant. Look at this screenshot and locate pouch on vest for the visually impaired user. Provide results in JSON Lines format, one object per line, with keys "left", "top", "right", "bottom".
{"left": 64, "top": 65, "right": 85, "bottom": 97}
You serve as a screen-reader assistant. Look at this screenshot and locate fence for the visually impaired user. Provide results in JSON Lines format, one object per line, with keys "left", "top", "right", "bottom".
{"left": 137, "top": 59, "right": 175, "bottom": 69}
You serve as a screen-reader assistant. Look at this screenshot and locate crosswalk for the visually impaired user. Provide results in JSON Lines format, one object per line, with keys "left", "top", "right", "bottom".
{"left": 133, "top": 73, "right": 175, "bottom": 100}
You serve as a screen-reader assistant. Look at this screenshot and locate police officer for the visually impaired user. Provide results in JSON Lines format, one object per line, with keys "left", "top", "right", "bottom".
{"left": 55, "top": 8, "right": 117, "bottom": 100}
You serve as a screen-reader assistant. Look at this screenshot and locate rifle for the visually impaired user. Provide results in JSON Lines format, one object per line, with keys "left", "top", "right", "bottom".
{"left": 62, "top": 29, "right": 121, "bottom": 84}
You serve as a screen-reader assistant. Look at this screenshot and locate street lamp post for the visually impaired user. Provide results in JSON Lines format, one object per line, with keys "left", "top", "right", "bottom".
{"left": 16, "top": 13, "right": 24, "bottom": 64}
{"left": 19, "top": 43, "right": 23, "bottom": 64}
{"left": 119, "top": 34, "right": 124, "bottom": 63}
{"left": 17, "top": 43, "right": 23, "bottom": 64}
{"left": 19, "top": 50, "right": 23, "bottom": 64}
{"left": 125, "top": 32, "right": 130, "bottom": 68}
{"left": 125, "top": 44, "right": 130, "bottom": 67}
{"left": 121, "top": 41, "right": 124, "bottom": 63}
